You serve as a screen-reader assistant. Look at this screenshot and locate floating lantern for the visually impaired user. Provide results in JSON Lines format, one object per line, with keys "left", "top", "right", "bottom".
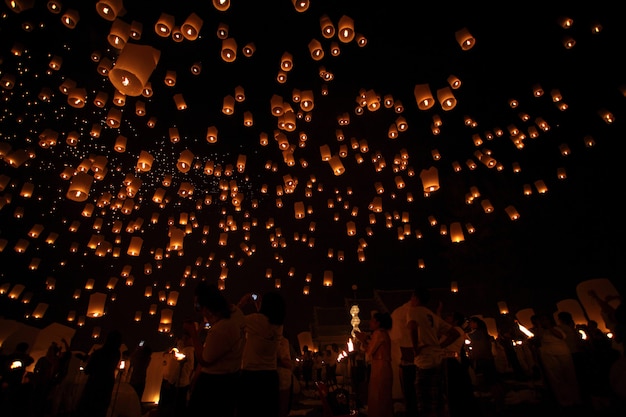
{"left": 221, "top": 38, "right": 237, "bottom": 62}
{"left": 177, "top": 150, "right": 194, "bottom": 173}
{"left": 87, "top": 292, "right": 107, "bottom": 317}
{"left": 109, "top": 43, "right": 161, "bottom": 97}
{"left": 108, "top": 18, "right": 130, "bottom": 49}
{"left": 181, "top": 12, "right": 203, "bottom": 40}
{"left": 455, "top": 27, "right": 475, "bottom": 50}
{"left": 414, "top": 84, "right": 435, "bottom": 110}
{"left": 155, "top": 12, "right": 174, "bottom": 36}
{"left": 96, "top": 0, "right": 124, "bottom": 21}
{"left": 337, "top": 15, "right": 355, "bottom": 43}
{"left": 127, "top": 236, "right": 143, "bottom": 256}
{"left": 437, "top": 86, "right": 456, "bottom": 110}
{"left": 323, "top": 270, "right": 333, "bottom": 286}
{"left": 320, "top": 14, "right": 335, "bottom": 38}
{"left": 66, "top": 172, "right": 93, "bottom": 202}
{"left": 419, "top": 166, "right": 439, "bottom": 192}
{"left": 61, "top": 8, "right": 80, "bottom": 28}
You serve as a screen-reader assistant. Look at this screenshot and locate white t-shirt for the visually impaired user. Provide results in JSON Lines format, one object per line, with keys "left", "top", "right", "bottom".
{"left": 407, "top": 305, "right": 452, "bottom": 369}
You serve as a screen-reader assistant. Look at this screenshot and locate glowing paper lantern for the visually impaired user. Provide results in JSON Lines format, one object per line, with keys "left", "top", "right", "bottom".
{"left": 337, "top": 15, "right": 355, "bottom": 43}
{"left": 32, "top": 303, "right": 49, "bottom": 319}
{"left": 181, "top": 12, "right": 203, "bottom": 40}
{"left": 221, "top": 38, "right": 237, "bottom": 62}
{"left": 414, "top": 84, "right": 435, "bottom": 110}
{"left": 323, "top": 270, "right": 333, "bottom": 286}
{"left": 108, "top": 18, "right": 130, "bottom": 49}
{"left": 450, "top": 222, "right": 465, "bottom": 243}
{"left": 109, "top": 44, "right": 161, "bottom": 97}
{"left": 87, "top": 292, "right": 107, "bottom": 317}
{"left": 419, "top": 167, "right": 439, "bottom": 192}
{"left": 127, "top": 236, "right": 143, "bottom": 256}
{"left": 437, "top": 86, "right": 456, "bottom": 110}
{"left": 61, "top": 8, "right": 80, "bottom": 28}
{"left": 320, "top": 14, "right": 335, "bottom": 38}
{"left": 309, "top": 39, "right": 324, "bottom": 60}
{"left": 292, "top": 0, "right": 310, "bottom": 12}
{"left": 66, "top": 172, "right": 93, "bottom": 202}
{"left": 177, "top": 150, "right": 194, "bottom": 173}
{"left": 455, "top": 27, "right": 476, "bottom": 50}
{"left": 96, "top": 0, "right": 124, "bottom": 21}
{"left": 504, "top": 205, "right": 520, "bottom": 220}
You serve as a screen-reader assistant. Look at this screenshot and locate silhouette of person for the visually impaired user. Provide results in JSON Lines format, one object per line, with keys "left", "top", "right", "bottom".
{"left": 75, "top": 329, "right": 123, "bottom": 417}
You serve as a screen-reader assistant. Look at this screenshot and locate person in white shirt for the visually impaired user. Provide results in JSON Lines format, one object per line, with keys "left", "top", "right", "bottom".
{"left": 184, "top": 282, "right": 245, "bottom": 417}
{"left": 237, "top": 291, "right": 286, "bottom": 417}
{"left": 407, "top": 287, "right": 460, "bottom": 417}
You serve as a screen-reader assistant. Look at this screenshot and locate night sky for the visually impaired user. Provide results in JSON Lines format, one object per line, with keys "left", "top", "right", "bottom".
{"left": 0, "top": 1, "right": 624, "bottom": 351}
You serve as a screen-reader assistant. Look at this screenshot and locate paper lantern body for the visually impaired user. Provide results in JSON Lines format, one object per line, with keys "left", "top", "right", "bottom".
{"left": 109, "top": 44, "right": 161, "bottom": 96}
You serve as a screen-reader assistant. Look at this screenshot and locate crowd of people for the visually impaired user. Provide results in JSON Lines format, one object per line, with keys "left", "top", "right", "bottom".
{"left": 1, "top": 283, "right": 625, "bottom": 417}
{"left": 0, "top": 282, "right": 291, "bottom": 417}
{"left": 324, "top": 286, "right": 626, "bottom": 417}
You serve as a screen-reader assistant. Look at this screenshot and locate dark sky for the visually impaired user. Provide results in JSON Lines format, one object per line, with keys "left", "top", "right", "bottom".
{"left": 0, "top": 1, "right": 624, "bottom": 351}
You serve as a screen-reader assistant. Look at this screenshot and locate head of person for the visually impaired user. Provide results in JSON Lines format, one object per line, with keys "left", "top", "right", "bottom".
{"left": 194, "top": 280, "right": 232, "bottom": 323}
{"left": 16, "top": 341, "right": 30, "bottom": 353}
{"left": 259, "top": 291, "right": 286, "bottom": 326}
{"left": 469, "top": 316, "right": 487, "bottom": 331}
{"left": 371, "top": 311, "right": 392, "bottom": 330}
{"left": 104, "top": 329, "right": 123, "bottom": 350}
{"left": 410, "top": 286, "right": 430, "bottom": 306}
{"left": 557, "top": 311, "right": 574, "bottom": 326}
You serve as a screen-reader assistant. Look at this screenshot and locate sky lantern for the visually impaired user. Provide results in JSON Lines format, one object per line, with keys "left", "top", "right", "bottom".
{"left": 221, "top": 38, "right": 238, "bottom": 62}
{"left": 181, "top": 12, "right": 203, "bottom": 40}
{"left": 455, "top": 27, "right": 476, "bottom": 50}
{"left": 108, "top": 43, "right": 161, "bottom": 96}
{"left": 419, "top": 167, "right": 439, "bottom": 192}
{"left": 66, "top": 172, "right": 93, "bottom": 202}
{"left": 95, "top": 0, "right": 124, "bottom": 21}
{"left": 437, "top": 86, "right": 457, "bottom": 110}
{"left": 323, "top": 270, "right": 333, "bottom": 286}
{"left": 127, "top": 236, "right": 143, "bottom": 256}
{"left": 155, "top": 12, "right": 174, "bottom": 36}
{"left": 414, "top": 84, "right": 435, "bottom": 110}
{"left": 108, "top": 18, "right": 130, "bottom": 49}
{"left": 176, "top": 150, "right": 194, "bottom": 173}
{"left": 292, "top": 0, "right": 310, "bottom": 12}
{"left": 61, "top": 8, "right": 80, "bottom": 28}
{"left": 87, "top": 292, "right": 107, "bottom": 317}
{"left": 320, "top": 14, "right": 335, "bottom": 38}
{"left": 504, "top": 206, "right": 520, "bottom": 221}
{"left": 308, "top": 39, "right": 324, "bottom": 60}
{"left": 169, "top": 227, "right": 185, "bottom": 250}
{"left": 337, "top": 15, "right": 355, "bottom": 43}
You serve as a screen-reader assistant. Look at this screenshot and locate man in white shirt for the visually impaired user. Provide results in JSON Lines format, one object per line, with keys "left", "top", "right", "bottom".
{"left": 407, "top": 287, "right": 460, "bottom": 417}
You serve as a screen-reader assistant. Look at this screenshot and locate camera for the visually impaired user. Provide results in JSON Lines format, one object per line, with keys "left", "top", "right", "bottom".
{"left": 251, "top": 293, "right": 258, "bottom": 301}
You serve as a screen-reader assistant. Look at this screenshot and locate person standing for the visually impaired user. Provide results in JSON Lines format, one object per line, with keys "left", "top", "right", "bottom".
{"left": 277, "top": 333, "right": 294, "bottom": 417}
{"left": 356, "top": 311, "right": 394, "bottom": 417}
{"left": 467, "top": 316, "right": 504, "bottom": 406}
{"left": 394, "top": 298, "right": 418, "bottom": 417}
{"left": 536, "top": 312, "right": 582, "bottom": 410}
{"left": 442, "top": 312, "right": 482, "bottom": 417}
{"left": 128, "top": 341, "right": 152, "bottom": 402}
{"left": 75, "top": 329, "right": 123, "bottom": 417}
{"left": 0, "top": 341, "right": 35, "bottom": 417}
{"left": 158, "top": 331, "right": 194, "bottom": 417}
{"left": 408, "top": 287, "right": 460, "bottom": 417}
{"left": 184, "top": 281, "right": 245, "bottom": 417}
{"left": 236, "top": 291, "right": 286, "bottom": 417}
{"left": 300, "top": 345, "right": 314, "bottom": 389}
